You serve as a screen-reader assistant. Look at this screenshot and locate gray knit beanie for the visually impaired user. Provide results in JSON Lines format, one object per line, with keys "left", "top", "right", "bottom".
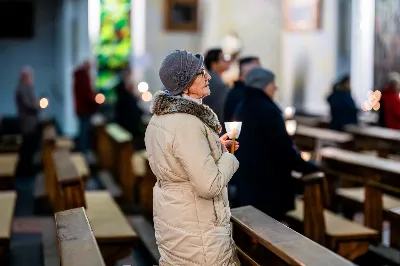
{"left": 159, "top": 50, "right": 204, "bottom": 96}
{"left": 245, "top": 67, "right": 275, "bottom": 90}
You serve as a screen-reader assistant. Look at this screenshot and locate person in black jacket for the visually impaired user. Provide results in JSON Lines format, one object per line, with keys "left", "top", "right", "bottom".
{"left": 233, "top": 67, "right": 318, "bottom": 221}
{"left": 327, "top": 75, "right": 358, "bottom": 131}
{"left": 224, "top": 56, "right": 260, "bottom": 122}
{"left": 115, "top": 70, "right": 146, "bottom": 150}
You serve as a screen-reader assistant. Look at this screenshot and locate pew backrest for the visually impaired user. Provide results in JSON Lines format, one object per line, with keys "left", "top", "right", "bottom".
{"left": 231, "top": 206, "right": 355, "bottom": 266}
{"left": 345, "top": 125, "right": 400, "bottom": 143}
{"left": 53, "top": 150, "right": 86, "bottom": 210}
{"left": 105, "top": 123, "right": 135, "bottom": 201}
{"left": 106, "top": 123, "right": 132, "bottom": 143}
{"left": 55, "top": 207, "right": 106, "bottom": 266}
{"left": 296, "top": 125, "right": 353, "bottom": 143}
{"left": 320, "top": 147, "right": 400, "bottom": 189}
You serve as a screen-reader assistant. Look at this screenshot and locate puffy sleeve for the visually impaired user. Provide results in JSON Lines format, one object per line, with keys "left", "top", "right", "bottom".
{"left": 173, "top": 117, "right": 239, "bottom": 199}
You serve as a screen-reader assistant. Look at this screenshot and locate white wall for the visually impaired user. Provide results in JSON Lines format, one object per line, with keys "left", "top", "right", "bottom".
{"left": 142, "top": 0, "right": 282, "bottom": 96}
{"left": 144, "top": 0, "right": 202, "bottom": 93}
{"left": 201, "top": 0, "right": 282, "bottom": 98}
{"left": 281, "top": 0, "right": 339, "bottom": 114}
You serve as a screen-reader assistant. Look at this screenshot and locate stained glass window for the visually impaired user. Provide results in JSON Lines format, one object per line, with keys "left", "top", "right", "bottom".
{"left": 96, "top": 0, "right": 131, "bottom": 103}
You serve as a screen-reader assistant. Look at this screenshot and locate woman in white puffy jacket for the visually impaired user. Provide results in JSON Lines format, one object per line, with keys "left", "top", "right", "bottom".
{"left": 145, "top": 50, "right": 240, "bottom": 266}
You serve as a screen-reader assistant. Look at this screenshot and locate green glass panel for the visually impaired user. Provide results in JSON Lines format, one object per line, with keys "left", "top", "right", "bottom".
{"left": 96, "top": 0, "right": 132, "bottom": 103}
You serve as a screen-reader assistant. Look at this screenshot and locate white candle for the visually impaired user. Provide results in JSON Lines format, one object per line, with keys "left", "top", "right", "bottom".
{"left": 225, "top": 122, "right": 242, "bottom": 139}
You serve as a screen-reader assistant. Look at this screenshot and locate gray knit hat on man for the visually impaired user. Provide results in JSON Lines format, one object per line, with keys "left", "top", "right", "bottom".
{"left": 244, "top": 67, "right": 275, "bottom": 90}
{"left": 159, "top": 50, "right": 204, "bottom": 96}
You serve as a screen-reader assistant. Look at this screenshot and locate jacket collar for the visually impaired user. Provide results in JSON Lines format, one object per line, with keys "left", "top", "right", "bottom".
{"left": 151, "top": 90, "right": 222, "bottom": 134}
{"left": 245, "top": 87, "right": 282, "bottom": 113}
{"left": 233, "top": 81, "right": 245, "bottom": 88}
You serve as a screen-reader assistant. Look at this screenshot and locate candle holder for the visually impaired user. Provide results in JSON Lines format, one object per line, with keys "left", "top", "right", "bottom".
{"left": 224, "top": 122, "right": 242, "bottom": 155}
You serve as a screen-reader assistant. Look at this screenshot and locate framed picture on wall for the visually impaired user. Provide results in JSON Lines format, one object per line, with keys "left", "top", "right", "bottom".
{"left": 164, "top": 0, "right": 199, "bottom": 32}
{"left": 284, "top": 0, "right": 322, "bottom": 31}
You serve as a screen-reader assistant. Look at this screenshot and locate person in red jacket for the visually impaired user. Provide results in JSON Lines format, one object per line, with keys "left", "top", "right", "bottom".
{"left": 73, "top": 60, "right": 99, "bottom": 154}
{"left": 381, "top": 72, "right": 400, "bottom": 130}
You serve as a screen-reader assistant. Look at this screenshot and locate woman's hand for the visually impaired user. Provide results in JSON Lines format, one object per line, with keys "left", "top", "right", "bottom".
{"left": 220, "top": 133, "right": 239, "bottom": 153}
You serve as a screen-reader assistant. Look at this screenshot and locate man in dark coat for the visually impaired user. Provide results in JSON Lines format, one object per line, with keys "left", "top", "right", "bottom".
{"left": 115, "top": 70, "right": 146, "bottom": 150}
{"left": 224, "top": 56, "right": 260, "bottom": 122}
{"left": 234, "top": 67, "right": 318, "bottom": 221}
{"left": 203, "top": 48, "right": 230, "bottom": 123}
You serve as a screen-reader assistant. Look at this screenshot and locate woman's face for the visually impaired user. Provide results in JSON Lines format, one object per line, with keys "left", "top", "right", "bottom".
{"left": 183, "top": 67, "right": 211, "bottom": 99}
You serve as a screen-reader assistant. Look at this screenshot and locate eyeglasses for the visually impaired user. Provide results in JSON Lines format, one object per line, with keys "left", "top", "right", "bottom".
{"left": 196, "top": 69, "right": 207, "bottom": 78}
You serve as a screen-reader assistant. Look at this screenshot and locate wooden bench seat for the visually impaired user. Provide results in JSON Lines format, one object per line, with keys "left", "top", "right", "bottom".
{"left": 337, "top": 187, "right": 400, "bottom": 249}
{"left": 320, "top": 147, "right": 400, "bottom": 246}
{"left": 55, "top": 207, "right": 106, "bottom": 266}
{"left": 0, "top": 191, "right": 17, "bottom": 263}
{"left": 231, "top": 205, "right": 356, "bottom": 265}
{"left": 285, "top": 172, "right": 378, "bottom": 260}
{"left": 85, "top": 191, "right": 137, "bottom": 240}
{"left": 337, "top": 187, "right": 400, "bottom": 211}
{"left": 288, "top": 199, "right": 377, "bottom": 237}
{"left": 0, "top": 154, "right": 18, "bottom": 189}
{"left": 53, "top": 150, "right": 137, "bottom": 265}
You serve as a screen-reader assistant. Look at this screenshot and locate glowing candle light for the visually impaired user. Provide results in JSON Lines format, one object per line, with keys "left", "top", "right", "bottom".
{"left": 285, "top": 120, "right": 297, "bottom": 136}
{"left": 284, "top": 106, "right": 296, "bottom": 119}
{"left": 39, "top": 98, "right": 49, "bottom": 109}
{"left": 224, "top": 122, "right": 242, "bottom": 155}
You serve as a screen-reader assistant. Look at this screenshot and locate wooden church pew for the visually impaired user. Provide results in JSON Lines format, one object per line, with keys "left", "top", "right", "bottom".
{"left": 55, "top": 207, "right": 106, "bottom": 266}
{"left": 293, "top": 125, "right": 353, "bottom": 161}
{"left": 285, "top": 172, "right": 378, "bottom": 261}
{"left": 0, "top": 191, "right": 16, "bottom": 265}
{"left": 231, "top": 205, "right": 356, "bottom": 265}
{"left": 0, "top": 153, "right": 18, "bottom": 190}
{"left": 52, "top": 149, "right": 137, "bottom": 265}
{"left": 345, "top": 125, "right": 400, "bottom": 158}
{"left": 320, "top": 147, "right": 400, "bottom": 249}
{"left": 104, "top": 123, "right": 136, "bottom": 202}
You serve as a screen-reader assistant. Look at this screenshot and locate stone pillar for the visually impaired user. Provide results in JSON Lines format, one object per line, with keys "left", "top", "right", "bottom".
{"left": 57, "top": 0, "right": 75, "bottom": 136}
{"left": 351, "top": 0, "right": 375, "bottom": 105}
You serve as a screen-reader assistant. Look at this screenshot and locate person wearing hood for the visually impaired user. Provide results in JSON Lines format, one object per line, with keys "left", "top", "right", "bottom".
{"left": 327, "top": 75, "right": 358, "bottom": 131}
{"left": 233, "top": 67, "right": 318, "bottom": 221}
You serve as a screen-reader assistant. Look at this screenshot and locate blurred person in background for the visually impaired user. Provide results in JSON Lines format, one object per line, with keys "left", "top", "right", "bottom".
{"left": 380, "top": 72, "right": 400, "bottom": 130}
{"left": 115, "top": 69, "right": 146, "bottom": 150}
{"left": 233, "top": 67, "right": 319, "bottom": 221}
{"left": 15, "top": 66, "right": 40, "bottom": 177}
{"left": 73, "top": 60, "right": 99, "bottom": 156}
{"left": 203, "top": 48, "right": 230, "bottom": 124}
{"left": 327, "top": 75, "right": 358, "bottom": 131}
{"left": 224, "top": 56, "right": 260, "bottom": 122}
